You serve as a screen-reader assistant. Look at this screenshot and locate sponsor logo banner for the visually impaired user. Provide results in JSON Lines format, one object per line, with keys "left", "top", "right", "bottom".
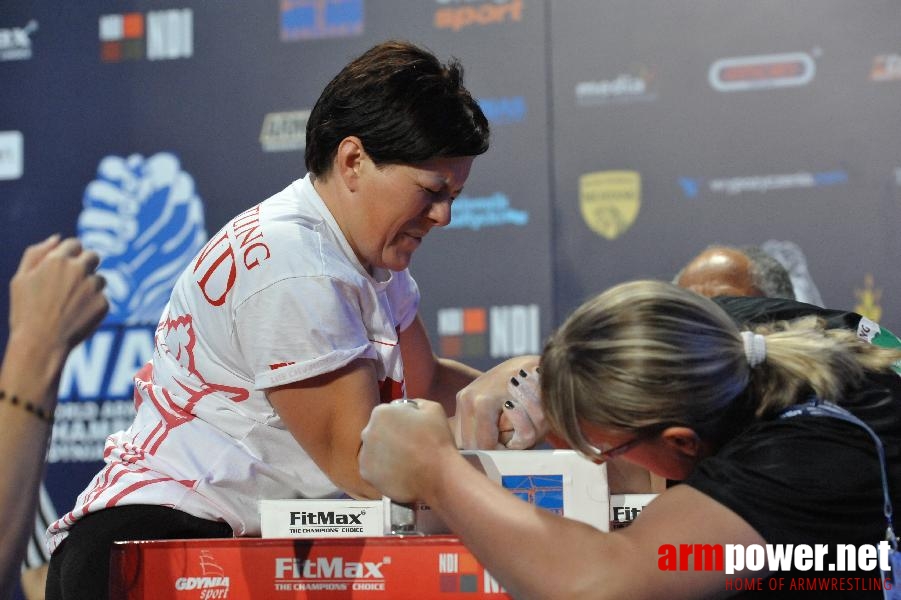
{"left": 260, "top": 110, "right": 310, "bottom": 152}
{"left": 174, "top": 550, "right": 230, "bottom": 598}
{"left": 855, "top": 274, "right": 883, "bottom": 324}
{"left": 871, "top": 54, "right": 901, "bottom": 82}
{"left": 110, "top": 538, "right": 511, "bottom": 597}
{"left": 445, "top": 193, "right": 528, "bottom": 231}
{"left": 478, "top": 96, "right": 527, "bottom": 125}
{"left": 575, "top": 67, "right": 657, "bottom": 106}
{"left": 709, "top": 52, "right": 815, "bottom": 92}
{"left": 438, "top": 305, "right": 540, "bottom": 359}
{"left": 434, "top": 0, "right": 522, "bottom": 32}
{"left": 0, "top": 131, "right": 24, "bottom": 180}
{"left": 100, "top": 9, "right": 193, "bottom": 62}
{"left": 678, "top": 169, "right": 848, "bottom": 199}
{"left": 280, "top": 0, "right": 363, "bottom": 41}
{"left": 0, "top": 20, "right": 37, "bottom": 61}
{"left": 578, "top": 170, "right": 641, "bottom": 240}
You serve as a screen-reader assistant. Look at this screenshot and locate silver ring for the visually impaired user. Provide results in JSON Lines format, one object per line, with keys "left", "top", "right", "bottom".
{"left": 390, "top": 398, "right": 419, "bottom": 409}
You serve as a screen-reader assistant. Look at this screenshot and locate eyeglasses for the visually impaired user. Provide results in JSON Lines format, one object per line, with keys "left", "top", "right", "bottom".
{"left": 587, "top": 436, "right": 644, "bottom": 464}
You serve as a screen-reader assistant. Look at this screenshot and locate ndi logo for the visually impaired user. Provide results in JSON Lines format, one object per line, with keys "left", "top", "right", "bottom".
{"left": 438, "top": 553, "right": 505, "bottom": 593}
{"left": 438, "top": 305, "right": 539, "bottom": 359}
{"left": 99, "top": 9, "right": 193, "bottom": 62}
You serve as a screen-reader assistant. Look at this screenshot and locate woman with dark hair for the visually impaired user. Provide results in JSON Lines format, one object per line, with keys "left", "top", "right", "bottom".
{"left": 361, "top": 280, "right": 901, "bottom": 598}
{"left": 47, "top": 40, "right": 490, "bottom": 599}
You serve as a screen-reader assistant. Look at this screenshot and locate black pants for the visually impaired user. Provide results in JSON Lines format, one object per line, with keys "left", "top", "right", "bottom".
{"left": 46, "top": 505, "right": 232, "bottom": 600}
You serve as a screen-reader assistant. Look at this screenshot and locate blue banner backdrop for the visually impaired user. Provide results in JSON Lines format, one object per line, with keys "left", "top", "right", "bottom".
{"left": 1, "top": 1, "right": 898, "bottom": 597}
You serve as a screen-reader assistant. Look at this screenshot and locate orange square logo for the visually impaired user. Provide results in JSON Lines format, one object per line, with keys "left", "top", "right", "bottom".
{"left": 463, "top": 308, "right": 486, "bottom": 333}
{"left": 123, "top": 13, "right": 144, "bottom": 39}
{"left": 459, "top": 552, "right": 479, "bottom": 572}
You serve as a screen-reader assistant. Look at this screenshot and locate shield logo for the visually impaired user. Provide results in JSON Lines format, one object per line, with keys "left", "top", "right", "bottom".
{"left": 579, "top": 170, "right": 641, "bottom": 240}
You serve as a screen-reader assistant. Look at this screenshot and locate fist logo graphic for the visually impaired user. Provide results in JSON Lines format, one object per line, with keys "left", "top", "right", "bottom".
{"left": 78, "top": 153, "right": 207, "bottom": 324}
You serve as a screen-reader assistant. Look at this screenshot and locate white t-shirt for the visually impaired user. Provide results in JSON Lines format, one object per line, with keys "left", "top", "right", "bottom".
{"left": 48, "top": 175, "right": 420, "bottom": 550}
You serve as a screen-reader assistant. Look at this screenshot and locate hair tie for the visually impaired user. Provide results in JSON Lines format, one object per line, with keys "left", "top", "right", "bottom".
{"left": 741, "top": 331, "right": 767, "bottom": 368}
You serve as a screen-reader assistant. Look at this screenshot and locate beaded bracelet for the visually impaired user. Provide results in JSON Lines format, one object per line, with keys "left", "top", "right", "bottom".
{"left": 0, "top": 389, "right": 54, "bottom": 423}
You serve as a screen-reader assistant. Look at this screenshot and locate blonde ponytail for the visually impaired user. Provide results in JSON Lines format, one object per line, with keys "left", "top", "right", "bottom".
{"left": 748, "top": 317, "right": 901, "bottom": 417}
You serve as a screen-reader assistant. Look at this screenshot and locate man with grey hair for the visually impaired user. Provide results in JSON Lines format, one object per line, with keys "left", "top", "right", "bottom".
{"left": 674, "top": 244, "right": 796, "bottom": 300}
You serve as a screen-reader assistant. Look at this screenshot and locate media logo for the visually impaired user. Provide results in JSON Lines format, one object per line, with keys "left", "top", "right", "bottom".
{"left": 0, "top": 131, "right": 23, "bottom": 180}
{"left": 578, "top": 170, "right": 641, "bottom": 240}
{"left": 871, "top": 54, "right": 901, "bottom": 82}
{"left": 434, "top": 0, "right": 523, "bottom": 32}
{"left": 100, "top": 9, "right": 193, "bottom": 62}
{"left": 709, "top": 52, "right": 815, "bottom": 92}
{"left": 679, "top": 169, "right": 848, "bottom": 199}
{"left": 575, "top": 67, "right": 658, "bottom": 106}
{"left": 260, "top": 110, "right": 310, "bottom": 152}
{"left": 280, "top": 0, "right": 363, "bottom": 41}
{"left": 50, "top": 152, "right": 207, "bottom": 464}
{"left": 478, "top": 96, "right": 527, "bottom": 125}
{"left": 445, "top": 193, "right": 528, "bottom": 231}
{"left": 0, "top": 20, "right": 37, "bottom": 61}
{"left": 438, "top": 304, "right": 540, "bottom": 359}
{"left": 174, "top": 550, "right": 230, "bottom": 598}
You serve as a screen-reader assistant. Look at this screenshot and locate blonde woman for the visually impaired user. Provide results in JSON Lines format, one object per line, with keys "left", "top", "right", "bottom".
{"left": 361, "top": 281, "right": 901, "bottom": 599}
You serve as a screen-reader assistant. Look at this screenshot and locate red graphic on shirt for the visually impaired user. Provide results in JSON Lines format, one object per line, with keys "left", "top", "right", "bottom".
{"left": 269, "top": 361, "right": 296, "bottom": 370}
{"left": 194, "top": 230, "right": 237, "bottom": 307}
{"left": 193, "top": 204, "right": 271, "bottom": 307}
{"left": 156, "top": 314, "right": 250, "bottom": 409}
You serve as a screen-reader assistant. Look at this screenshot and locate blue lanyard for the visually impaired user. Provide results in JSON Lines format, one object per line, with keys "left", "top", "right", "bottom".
{"left": 779, "top": 399, "right": 897, "bottom": 551}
